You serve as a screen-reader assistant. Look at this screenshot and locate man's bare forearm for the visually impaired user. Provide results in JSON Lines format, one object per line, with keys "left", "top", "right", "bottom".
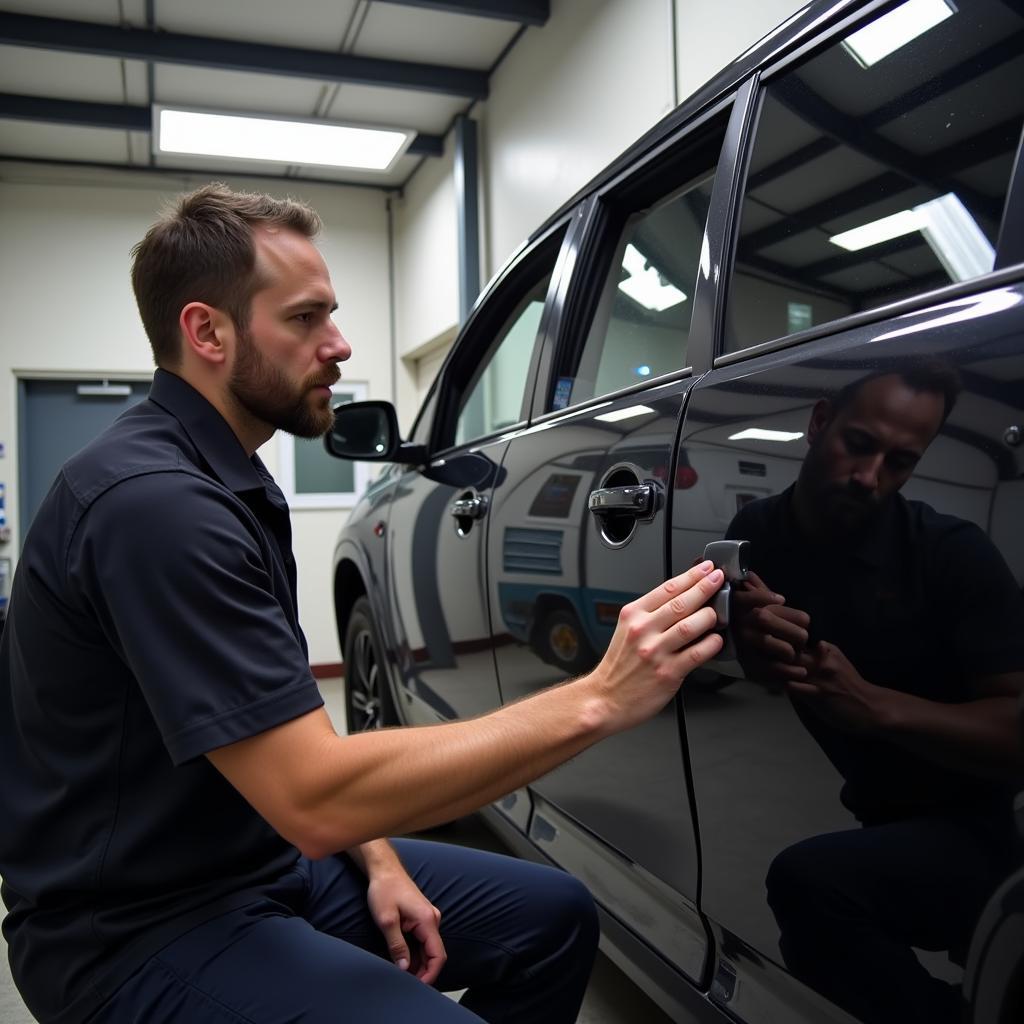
{"left": 296, "top": 674, "right": 611, "bottom": 857}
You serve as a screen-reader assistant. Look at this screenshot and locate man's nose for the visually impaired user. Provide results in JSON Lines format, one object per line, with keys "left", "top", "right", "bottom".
{"left": 320, "top": 322, "right": 352, "bottom": 363}
{"left": 851, "top": 454, "right": 884, "bottom": 492}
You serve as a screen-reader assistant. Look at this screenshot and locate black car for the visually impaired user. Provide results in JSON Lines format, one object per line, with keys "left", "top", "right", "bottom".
{"left": 327, "top": 1, "right": 1024, "bottom": 1021}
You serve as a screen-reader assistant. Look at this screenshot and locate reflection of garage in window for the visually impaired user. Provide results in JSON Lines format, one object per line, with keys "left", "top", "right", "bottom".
{"left": 528, "top": 474, "right": 581, "bottom": 518}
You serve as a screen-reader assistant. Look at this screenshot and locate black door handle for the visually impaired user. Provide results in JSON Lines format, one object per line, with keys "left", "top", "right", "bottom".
{"left": 588, "top": 483, "right": 654, "bottom": 518}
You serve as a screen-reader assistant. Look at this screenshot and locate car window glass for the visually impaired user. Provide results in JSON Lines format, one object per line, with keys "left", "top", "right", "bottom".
{"left": 560, "top": 172, "right": 715, "bottom": 408}
{"left": 454, "top": 269, "right": 554, "bottom": 446}
{"left": 725, "top": 0, "right": 1024, "bottom": 354}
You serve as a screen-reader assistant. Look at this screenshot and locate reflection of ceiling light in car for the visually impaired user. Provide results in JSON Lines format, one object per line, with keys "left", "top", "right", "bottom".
{"left": 618, "top": 244, "right": 687, "bottom": 311}
{"left": 728, "top": 428, "right": 804, "bottom": 442}
{"left": 634, "top": 365, "right": 652, "bottom": 377}
{"left": 829, "top": 192, "right": 993, "bottom": 281}
{"left": 155, "top": 107, "right": 410, "bottom": 170}
{"left": 595, "top": 405, "right": 656, "bottom": 423}
{"left": 829, "top": 208, "right": 923, "bottom": 251}
{"left": 841, "top": 0, "right": 954, "bottom": 68}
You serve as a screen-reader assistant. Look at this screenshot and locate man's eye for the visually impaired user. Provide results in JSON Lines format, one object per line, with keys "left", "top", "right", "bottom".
{"left": 294, "top": 312, "right": 314, "bottom": 323}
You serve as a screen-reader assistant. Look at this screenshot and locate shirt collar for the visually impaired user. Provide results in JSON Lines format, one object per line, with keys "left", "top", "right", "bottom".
{"left": 148, "top": 368, "right": 265, "bottom": 495}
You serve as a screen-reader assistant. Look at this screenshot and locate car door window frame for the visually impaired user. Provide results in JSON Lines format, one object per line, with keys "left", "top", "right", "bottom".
{"left": 528, "top": 85, "right": 756, "bottom": 425}
{"left": 427, "top": 217, "right": 577, "bottom": 458}
{"left": 715, "top": 0, "right": 1024, "bottom": 368}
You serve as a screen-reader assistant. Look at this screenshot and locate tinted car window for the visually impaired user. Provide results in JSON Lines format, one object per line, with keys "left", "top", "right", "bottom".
{"left": 725, "top": 0, "right": 1024, "bottom": 353}
{"left": 454, "top": 266, "right": 556, "bottom": 446}
{"left": 558, "top": 172, "right": 716, "bottom": 408}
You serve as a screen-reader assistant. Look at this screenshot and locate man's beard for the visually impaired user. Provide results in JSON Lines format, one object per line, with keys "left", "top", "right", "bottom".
{"left": 230, "top": 327, "right": 339, "bottom": 439}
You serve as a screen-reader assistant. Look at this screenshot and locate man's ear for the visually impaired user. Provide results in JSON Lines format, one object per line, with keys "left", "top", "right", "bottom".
{"left": 807, "top": 399, "right": 833, "bottom": 444}
{"left": 179, "top": 302, "right": 233, "bottom": 367}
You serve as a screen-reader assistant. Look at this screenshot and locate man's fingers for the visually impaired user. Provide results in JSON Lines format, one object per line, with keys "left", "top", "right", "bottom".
{"left": 667, "top": 605, "right": 719, "bottom": 652}
{"left": 634, "top": 561, "right": 716, "bottom": 613}
{"left": 667, "top": 630, "right": 725, "bottom": 679}
{"left": 649, "top": 568, "right": 724, "bottom": 634}
{"left": 383, "top": 925, "right": 411, "bottom": 972}
{"left": 755, "top": 607, "right": 808, "bottom": 648}
{"left": 408, "top": 920, "right": 447, "bottom": 985}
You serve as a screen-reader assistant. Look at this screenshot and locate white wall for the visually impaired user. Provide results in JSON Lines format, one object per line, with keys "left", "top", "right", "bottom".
{"left": 0, "top": 166, "right": 391, "bottom": 666}
{"left": 391, "top": 133, "right": 459, "bottom": 431}
{"left": 675, "top": 0, "right": 810, "bottom": 102}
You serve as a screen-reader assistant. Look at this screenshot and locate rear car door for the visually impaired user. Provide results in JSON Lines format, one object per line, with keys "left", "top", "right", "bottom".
{"left": 384, "top": 221, "right": 574, "bottom": 727}
{"left": 484, "top": 90, "right": 752, "bottom": 985}
{"left": 674, "top": 2, "right": 1024, "bottom": 1021}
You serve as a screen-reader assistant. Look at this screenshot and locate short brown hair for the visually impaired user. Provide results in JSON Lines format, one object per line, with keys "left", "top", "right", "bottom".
{"left": 130, "top": 183, "right": 321, "bottom": 367}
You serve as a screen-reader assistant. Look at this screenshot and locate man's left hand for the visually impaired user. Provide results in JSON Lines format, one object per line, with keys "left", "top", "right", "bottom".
{"left": 365, "top": 864, "right": 446, "bottom": 985}
{"left": 788, "top": 641, "right": 890, "bottom": 735}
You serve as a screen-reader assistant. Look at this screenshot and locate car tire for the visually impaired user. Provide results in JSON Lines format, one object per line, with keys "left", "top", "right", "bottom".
{"left": 343, "top": 596, "right": 397, "bottom": 733}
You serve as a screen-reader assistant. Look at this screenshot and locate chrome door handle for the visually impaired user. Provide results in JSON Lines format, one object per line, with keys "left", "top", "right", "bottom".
{"left": 588, "top": 483, "right": 654, "bottom": 517}
{"left": 450, "top": 495, "right": 488, "bottom": 519}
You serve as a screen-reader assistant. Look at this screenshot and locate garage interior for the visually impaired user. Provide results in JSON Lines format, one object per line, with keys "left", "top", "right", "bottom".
{"left": 0, "top": 1, "right": 820, "bottom": 1021}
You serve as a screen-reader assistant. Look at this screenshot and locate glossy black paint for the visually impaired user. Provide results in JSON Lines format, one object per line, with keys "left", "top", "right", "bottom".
{"left": 331, "top": 2, "right": 1024, "bottom": 1020}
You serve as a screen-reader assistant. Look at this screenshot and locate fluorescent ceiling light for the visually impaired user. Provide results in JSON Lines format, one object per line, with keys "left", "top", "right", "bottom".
{"left": 595, "top": 405, "right": 656, "bottom": 423}
{"left": 829, "top": 192, "right": 993, "bottom": 281}
{"left": 618, "top": 244, "right": 687, "bottom": 312}
{"left": 728, "top": 428, "right": 804, "bottom": 442}
{"left": 155, "top": 107, "right": 409, "bottom": 170}
{"left": 842, "top": 0, "right": 954, "bottom": 68}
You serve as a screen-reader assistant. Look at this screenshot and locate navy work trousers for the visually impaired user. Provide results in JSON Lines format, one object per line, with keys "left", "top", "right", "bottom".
{"left": 86, "top": 838, "right": 599, "bottom": 1023}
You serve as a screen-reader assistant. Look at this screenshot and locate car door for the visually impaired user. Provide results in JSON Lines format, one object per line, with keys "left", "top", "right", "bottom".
{"left": 384, "top": 221, "right": 574, "bottom": 727}
{"left": 484, "top": 88, "right": 753, "bottom": 984}
{"left": 674, "top": 2, "right": 1024, "bottom": 1021}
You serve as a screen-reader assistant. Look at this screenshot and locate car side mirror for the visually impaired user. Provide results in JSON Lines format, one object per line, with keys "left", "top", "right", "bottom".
{"left": 323, "top": 400, "right": 426, "bottom": 464}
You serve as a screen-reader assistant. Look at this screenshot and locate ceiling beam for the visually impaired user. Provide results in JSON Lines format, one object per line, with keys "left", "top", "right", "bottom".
{"left": 0, "top": 93, "right": 445, "bottom": 157}
{"left": 0, "top": 12, "right": 489, "bottom": 99}
{"left": 377, "top": 0, "right": 548, "bottom": 25}
{"left": 0, "top": 154, "right": 396, "bottom": 192}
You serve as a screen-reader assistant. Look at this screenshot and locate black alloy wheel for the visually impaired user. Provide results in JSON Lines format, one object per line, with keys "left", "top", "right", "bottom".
{"left": 343, "top": 596, "right": 396, "bottom": 733}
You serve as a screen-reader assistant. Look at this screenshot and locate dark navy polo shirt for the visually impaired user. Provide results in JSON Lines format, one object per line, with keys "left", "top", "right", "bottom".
{"left": 0, "top": 369, "right": 324, "bottom": 1024}
{"left": 727, "top": 486, "right": 1024, "bottom": 825}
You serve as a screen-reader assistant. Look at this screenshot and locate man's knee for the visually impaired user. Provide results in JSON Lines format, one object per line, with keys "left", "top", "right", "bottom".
{"left": 528, "top": 867, "right": 599, "bottom": 955}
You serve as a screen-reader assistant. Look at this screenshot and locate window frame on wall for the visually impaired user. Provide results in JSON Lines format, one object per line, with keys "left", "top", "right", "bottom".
{"left": 276, "top": 381, "right": 369, "bottom": 509}
{"left": 717, "top": 0, "right": 1024, "bottom": 365}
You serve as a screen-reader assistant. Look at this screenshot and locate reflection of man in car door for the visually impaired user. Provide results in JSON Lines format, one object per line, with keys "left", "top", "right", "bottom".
{"left": 725, "top": 362, "right": 1024, "bottom": 1024}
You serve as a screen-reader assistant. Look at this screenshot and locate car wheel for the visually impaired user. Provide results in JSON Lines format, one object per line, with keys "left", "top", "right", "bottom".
{"left": 343, "top": 596, "right": 396, "bottom": 733}
{"left": 536, "top": 606, "right": 597, "bottom": 675}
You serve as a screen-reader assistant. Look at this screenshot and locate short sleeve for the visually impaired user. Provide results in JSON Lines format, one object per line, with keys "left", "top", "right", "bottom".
{"left": 67, "top": 471, "right": 323, "bottom": 764}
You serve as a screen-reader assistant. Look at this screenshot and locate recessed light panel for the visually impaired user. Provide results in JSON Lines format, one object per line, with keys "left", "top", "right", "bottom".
{"left": 155, "top": 107, "right": 409, "bottom": 171}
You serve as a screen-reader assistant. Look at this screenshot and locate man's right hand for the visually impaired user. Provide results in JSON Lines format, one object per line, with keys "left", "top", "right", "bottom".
{"left": 732, "top": 571, "right": 811, "bottom": 685}
{"left": 584, "top": 560, "right": 726, "bottom": 734}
